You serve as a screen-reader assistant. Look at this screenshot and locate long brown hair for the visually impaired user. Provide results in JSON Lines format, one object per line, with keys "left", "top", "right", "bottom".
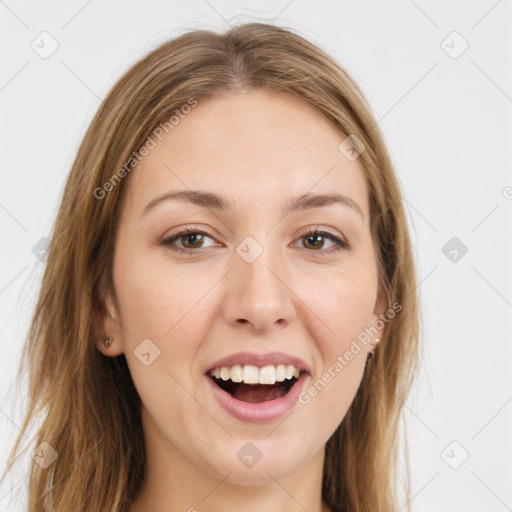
{"left": 3, "top": 22, "right": 419, "bottom": 511}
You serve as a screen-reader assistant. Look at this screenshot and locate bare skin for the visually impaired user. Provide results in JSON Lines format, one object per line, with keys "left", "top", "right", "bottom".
{"left": 95, "top": 90, "right": 385, "bottom": 512}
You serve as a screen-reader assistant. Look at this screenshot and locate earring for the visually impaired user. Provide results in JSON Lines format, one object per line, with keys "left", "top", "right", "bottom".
{"left": 368, "top": 337, "right": 380, "bottom": 358}
{"left": 104, "top": 337, "right": 113, "bottom": 347}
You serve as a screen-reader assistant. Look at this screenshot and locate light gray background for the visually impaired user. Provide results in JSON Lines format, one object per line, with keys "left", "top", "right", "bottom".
{"left": 1, "top": 1, "right": 511, "bottom": 511}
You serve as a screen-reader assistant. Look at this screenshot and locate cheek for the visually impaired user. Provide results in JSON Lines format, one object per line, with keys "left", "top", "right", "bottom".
{"left": 329, "top": 279, "right": 377, "bottom": 343}
{"left": 293, "top": 264, "right": 377, "bottom": 422}
{"left": 111, "top": 245, "right": 211, "bottom": 398}
{"left": 113, "top": 241, "right": 207, "bottom": 341}
{"left": 298, "top": 260, "right": 378, "bottom": 349}
{"left": 294, "top": 308, "right": 372, "bottom": 441}
{"left": 115, "top": 257, "right": 212, "bottom": 444}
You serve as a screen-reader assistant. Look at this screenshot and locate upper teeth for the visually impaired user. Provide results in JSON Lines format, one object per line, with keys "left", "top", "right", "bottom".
{"left": 209, "top": 364, "right": 301, "bottom": 385}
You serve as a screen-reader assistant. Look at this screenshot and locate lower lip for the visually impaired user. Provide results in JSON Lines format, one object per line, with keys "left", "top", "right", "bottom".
{"left": 205, "top": 373, "right": 308, "bottom": 424}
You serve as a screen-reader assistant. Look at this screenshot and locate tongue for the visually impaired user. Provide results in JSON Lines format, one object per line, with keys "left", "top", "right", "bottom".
{"left": 233, "top": 383, "right": 287, "bottom": 403}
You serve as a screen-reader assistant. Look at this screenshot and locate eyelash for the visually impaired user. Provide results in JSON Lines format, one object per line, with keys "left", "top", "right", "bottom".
{"left": 160, "top": 226, "right": 350, "bottom": 255}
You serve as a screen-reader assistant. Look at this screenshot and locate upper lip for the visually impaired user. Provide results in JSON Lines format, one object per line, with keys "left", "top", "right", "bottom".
{"left": 205, "top": 351, "right": 310, "bottom": 374}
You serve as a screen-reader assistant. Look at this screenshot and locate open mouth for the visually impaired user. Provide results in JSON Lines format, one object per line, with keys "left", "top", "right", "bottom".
{"left": 208, "top": 374, "right": 301, "bottom": 403}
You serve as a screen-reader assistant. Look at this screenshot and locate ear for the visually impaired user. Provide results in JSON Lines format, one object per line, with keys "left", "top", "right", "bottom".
{"left": 367, "top": 288, "right": 388, "bottom": 355}
{"left": 92, "top": 279, "right": 124, "bottom": 357}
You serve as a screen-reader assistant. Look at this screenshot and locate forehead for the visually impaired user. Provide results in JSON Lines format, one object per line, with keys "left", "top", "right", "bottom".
{"left": 121, "top": 90, "right": 369, "bottom": 221}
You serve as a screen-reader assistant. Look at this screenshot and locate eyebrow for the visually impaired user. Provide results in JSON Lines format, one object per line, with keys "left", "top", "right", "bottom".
{"left": 141, "top": 190, "right": 364, "bottom": 219}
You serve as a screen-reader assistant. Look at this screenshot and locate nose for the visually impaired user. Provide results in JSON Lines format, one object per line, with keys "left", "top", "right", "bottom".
{"left": 222, "top": 247, "right": 296, "bottom": 333}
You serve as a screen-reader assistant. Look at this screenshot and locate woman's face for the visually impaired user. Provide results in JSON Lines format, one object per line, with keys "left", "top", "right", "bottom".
{"left": 98, "top": 90, "right": 385, "bottom": 485}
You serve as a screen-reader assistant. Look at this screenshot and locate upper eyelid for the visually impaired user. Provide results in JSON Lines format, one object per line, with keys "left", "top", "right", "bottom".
{"left": 161, "top": 225, "right": 346, "bottom": 241}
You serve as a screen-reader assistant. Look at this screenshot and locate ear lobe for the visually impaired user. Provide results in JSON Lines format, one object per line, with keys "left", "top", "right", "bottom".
{"left": 368, "top": 290, "right": 388, "bottom": 353}
{"left": 92, "top": 288, "right": 123, "bottom": 357}
{"left": 92, "top": 296, "right": 108, "bottom": 353}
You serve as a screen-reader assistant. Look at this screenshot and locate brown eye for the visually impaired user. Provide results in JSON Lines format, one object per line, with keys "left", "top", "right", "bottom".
{"left": 179, "top": 232, "right": 204, "bottom": 249}
{"left": 302, "top": 233, "right": 331, "bottom": 250}
{"left": 296, "top": 229, "right": 349, "bottom": 253}
{"left": 161, "top": 228, "right": 219, "bottom": 254}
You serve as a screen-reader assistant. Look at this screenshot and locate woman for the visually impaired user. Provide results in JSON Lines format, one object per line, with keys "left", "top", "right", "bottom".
{"left": 5, "top": 22, "right": 419, "bottom": 512}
